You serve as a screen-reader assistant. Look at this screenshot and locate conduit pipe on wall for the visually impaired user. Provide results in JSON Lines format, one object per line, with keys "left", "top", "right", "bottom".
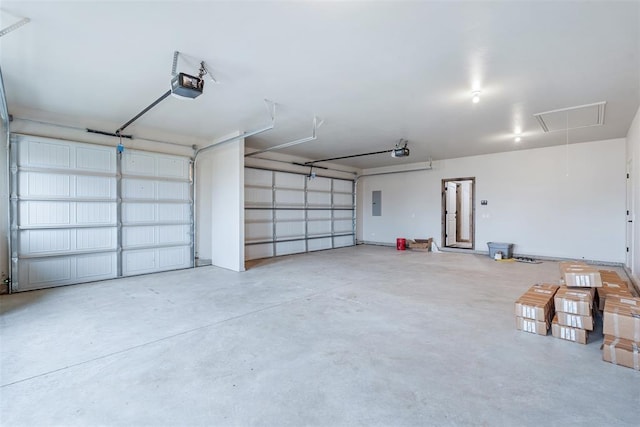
{"left": 192, "top": 99, "right": 277, "bottom": 265}
{"left": 244, "top": 116, "right": 324, "bottom": 157}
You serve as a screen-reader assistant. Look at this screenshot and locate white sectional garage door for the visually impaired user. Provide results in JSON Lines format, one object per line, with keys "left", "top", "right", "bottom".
{"left": 120, "top": 149, "right": 193, "bottom": 276}
{"left": 9, "top": 135, "right": 193, "bottom": 292}
{"left": 244, "top": 167, "right": 355, "bottom": 261}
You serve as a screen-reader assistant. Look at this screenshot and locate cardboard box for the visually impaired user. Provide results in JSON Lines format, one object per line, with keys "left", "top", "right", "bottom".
{"left": 599, "top": 270, "right": 628, "bottom": 287}
{"left": 408, "top": 238, "right": 432, "bottom": 251}
{"left": 556, "top": 311, "right": 594, "bottom": 330}
{"left": 603, "top": 296, "right": 640, "bottom": 342}
{"left": 514, "top": 283, "right": 559, "bottom": 325}
{"left": 596, "top": 276, "right": 632, "bottom": 311}
{"left": 554, "top": 286, "right": 595, "bottom": 316}
{"left": 559, "top": 261, "right": 602, "bottom": 288}
{"left": 602, "top": 335, "right": 640, "bottom": 371}
{"left": 516, "top": 316, "right": 548, "bottom": 335}
{"left": 551, "top": 315, "right": 588, "bottom": 344}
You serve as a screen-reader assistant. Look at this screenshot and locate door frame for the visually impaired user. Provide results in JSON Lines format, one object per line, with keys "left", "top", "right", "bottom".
{"left": 441, "top": 177, "right": 475, "bottom": 250}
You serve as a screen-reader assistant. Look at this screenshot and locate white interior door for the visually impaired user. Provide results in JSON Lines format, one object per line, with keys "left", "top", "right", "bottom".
{"left": 445, "top": 181, "right": 457, "bottom": 246}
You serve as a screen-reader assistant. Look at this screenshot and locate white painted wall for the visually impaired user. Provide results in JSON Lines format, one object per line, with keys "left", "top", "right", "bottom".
{"left": 626, "top": 106, "right": 640, "bottom": 282}
{"left": 358, "top": 138, "right": 626, "bottom": 263}
{"left": 197, "top": 134, "right": 245, "bottom": 272}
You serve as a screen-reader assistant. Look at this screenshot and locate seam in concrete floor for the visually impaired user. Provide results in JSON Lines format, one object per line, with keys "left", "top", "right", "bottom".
{"left": 0, "top": 282, "right": 350, "bottom": 388}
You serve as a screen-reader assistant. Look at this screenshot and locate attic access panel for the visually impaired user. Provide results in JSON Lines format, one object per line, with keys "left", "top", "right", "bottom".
{"left": 534, "top": 102, "right": 606, "bottom": 132}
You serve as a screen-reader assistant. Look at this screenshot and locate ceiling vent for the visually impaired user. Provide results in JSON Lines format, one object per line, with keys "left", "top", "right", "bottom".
{"left": 534, "top": 101, "right": 606, "bottom": 132}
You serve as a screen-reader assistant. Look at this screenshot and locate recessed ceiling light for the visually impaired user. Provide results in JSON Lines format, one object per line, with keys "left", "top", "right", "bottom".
{"left": 471, "top": 90, "right": 481, "bottom": 104}
{"left": 515, "top": 136, "right": 521, "bottom": 143}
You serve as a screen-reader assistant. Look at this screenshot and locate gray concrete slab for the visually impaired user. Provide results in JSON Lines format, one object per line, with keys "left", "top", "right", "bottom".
{"left": 1, "top": 246, "right": 638, "bottom": 426}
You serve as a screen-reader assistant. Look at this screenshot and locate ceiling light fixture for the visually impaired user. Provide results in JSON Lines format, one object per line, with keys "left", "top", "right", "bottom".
{"left": 514, "top": 127, "right": 522, "bottom": 142}
{"left": 471, "top": 90, "right": 481, "bottom": 104}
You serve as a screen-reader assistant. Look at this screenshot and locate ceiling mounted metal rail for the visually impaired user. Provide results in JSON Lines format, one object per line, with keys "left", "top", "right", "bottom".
{"left": 244, "top": 116, "right": 324, "bottom": 157}
{"left": 302, "top": 139, "right": 410, "bottom": 167}
{"left": 195, "top": 99, "right": 276, "bottom": 157}
{"left": 0, "top": 17, "right": 30, "bottom": 38}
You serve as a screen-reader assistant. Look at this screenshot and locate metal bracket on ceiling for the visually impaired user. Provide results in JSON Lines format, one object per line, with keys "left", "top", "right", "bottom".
{"left": 244, "top": 115, "right": 324, "bottom": 157}
{"left": 172, "top": 51, "right": 219, "bottom": 84}
{"left": 0, "top": 17, "right": 30, "bottom": 38}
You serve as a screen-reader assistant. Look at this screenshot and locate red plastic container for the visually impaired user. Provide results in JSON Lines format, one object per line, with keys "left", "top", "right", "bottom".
{"left": 396, "top": 238, "right": 406, "bottom": 251}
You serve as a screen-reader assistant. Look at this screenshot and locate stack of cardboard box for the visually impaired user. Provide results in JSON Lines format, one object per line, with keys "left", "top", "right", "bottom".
{"left": 551, "top": 262, "right": 601, "bottom": 344}
{"left": 552, "top": 287, "right": 595, "bottom": 344}
{"left": 596, "top": 270, "right": 633, "bottom": 311}
{"left": 602, "top": 295, "right": 640, "bottom": 371}
{"left": 514, "top": 283, "right": 559, "bottom": 335}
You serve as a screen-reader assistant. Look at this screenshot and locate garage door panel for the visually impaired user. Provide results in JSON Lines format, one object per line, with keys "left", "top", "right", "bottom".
{"left": 333, "top": 193, "right": 353, "bottom": 207}
{"left": 156, "top": 157, "right": 190, "bottom": 179}
{"left": 245, "top": 243, "right": 273, "bottom": 260}
{"left": 123, "top": 246, "right": 190, "bottom": 276}
{"left": 123, "top": 226, "right": 155, "bottom": 248}
{"left": 158, "top": 246, "right": 191, "bottom": 270}
{"left": 19, "top": 253, "right": 117, "bottom": 291}
{"left": 245, "top": 222, "right": 272, "bottom": 241}
{"left": 334, "top": 235, "right": 354, "bottom": 248}
{"left": 307, "top": 210, "right": 332, "bottom": 220}
{"left": 308, "top": 238, "right": 332, "bottom": 252}
{"left": 19, "top": 137, "right": 116, "bottom": 173}
{"left": 123, "top": 249, "right": 156, "bottom": 275}
{"left": 21, "top": 201, "right": 71, "bottom": 226}
{"left": 275, "top": 221, "right": 305, "bottom": 238}
{"left": 158, "top": 203, "right": 191, "bottom": 222}
{"left": 76, "top": 202, "right": 117, "bottom": 225}
{"left": 245, "top": 210, "right": 272, "bottom": 222}
{"left": 123, "top": 152, "right": 155, "bottom": 176}
{"left": 307, "top": 191, "right": 331, "bottom": 206}
{"left": 245, "top": 168, "right": 272, "bottom": 186}
{"left": 245, "top": 187, "right": 272, "bottom": 206}
{"left": 76, "top": 146, "right": 116, "bottom": 172}
{"left": 244, "top": 167, "right": 354, "bottom": 261}
{"left": 275, "top": 210, "right": 304, "bottom": 221}
{"left": 276, "top": 240, "right": 305, "bottom": 256}
{"left": 122, "top": 179, "right": 156, "bottom": 199}
{"left": 308, "top": 220, "right": 331, "bottom": 236}
{"left": 19, "top": 228, "right": 116, "bottom": 255}
{"left": 307, "top": 176, "right": 331, "bottom": 191}
{"left": 21, "top": 201, "right": 117, "bottom": 227}
{"left": 157, "top": 181, "right": 190, "bottom": 201}
{"left": 158, "top": 225, "right": 191, "bottom": 245}
{"left": 333, "top": 219, "right": 353, "bottom": 234}
{"left": 333, "top": 180, "right": 352, "bottom": 192}
{"left": 20, "top": 172, "right": 71, "bottom": 198}
{"left": 123, "top": 151, "right": 190, "bottom": 180}
{"left": 76, "top": 175, "right": 116, "bottom": 199}
{"left": 275, "top": 189, "right": 304, "bottom": 206}
{"left": 20, "top": 140, "right": 71, "bottom": 169}
{"left": 275, "top": 172, "right": 304, "bottom": 188}
{"left": 122, "top": 203, "right": 155, "bottom": 223}
{"left": 11, "top": 135, "right": 193, "bottom": 291}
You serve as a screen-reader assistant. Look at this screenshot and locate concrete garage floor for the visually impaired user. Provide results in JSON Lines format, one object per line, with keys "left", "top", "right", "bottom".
{"left": 1, "top": 245, "right": 638, "bottom": 426}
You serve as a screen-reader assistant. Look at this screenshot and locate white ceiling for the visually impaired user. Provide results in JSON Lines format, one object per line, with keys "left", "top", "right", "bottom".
{"left": 1, "top": 1, "right": 638, "bottom": 168}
